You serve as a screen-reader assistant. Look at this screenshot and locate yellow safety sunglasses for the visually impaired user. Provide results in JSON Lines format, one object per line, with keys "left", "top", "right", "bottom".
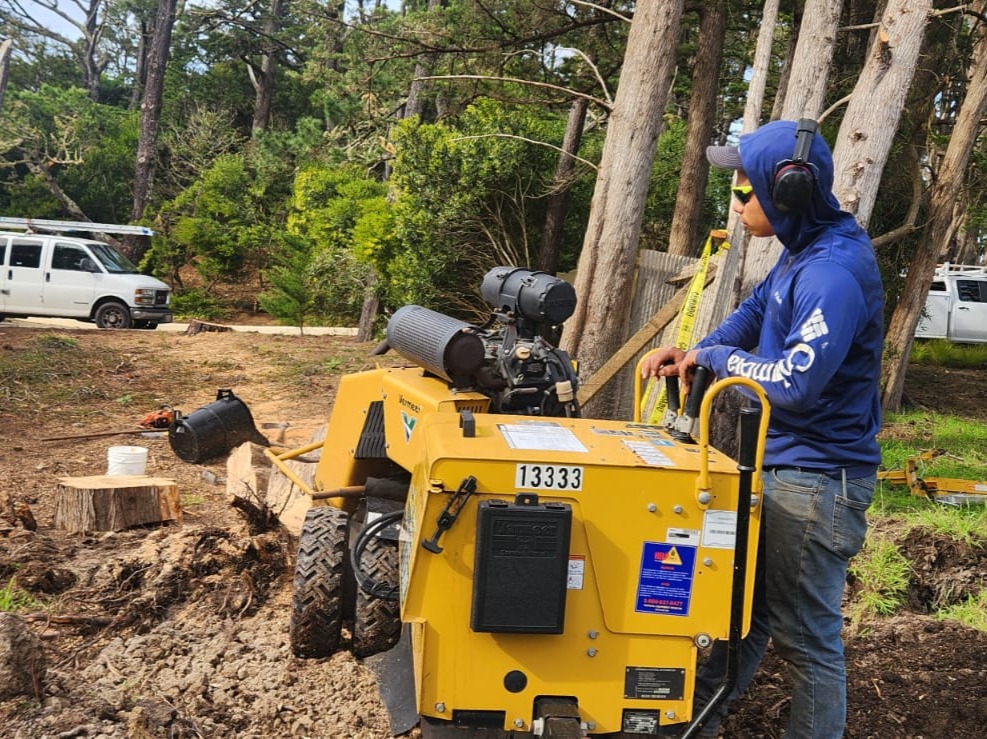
{"left": 731, "top": 184, "right": 755, "bottom": 204}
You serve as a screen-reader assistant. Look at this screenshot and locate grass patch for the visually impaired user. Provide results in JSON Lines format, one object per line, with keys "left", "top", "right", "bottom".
{"left": 848, "top": 536, "right": 911, "bottom": 621}
{"left": 911, "top": 339, "right": 987, "bottom": 369}
{"left": 905, "top": 506, "right": 987, "bottom": 544}
{"left": 0, "top": 577, "right": 42, "bottom": 613}
{"left": 0, "top": 334, "right": 107, "bottom": 411}
{"left": 936, "top": 590, "right": 987, "bottom": 631}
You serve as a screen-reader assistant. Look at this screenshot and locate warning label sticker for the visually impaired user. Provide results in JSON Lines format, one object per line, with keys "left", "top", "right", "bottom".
{"left": 702, "top": 509, "right": 738, "bottom": 549}
{"left": 567, "top": 555, "right": 585, "bottom": 590}
{"left": 635, "top": 542, "right": 696, "bottom": 616}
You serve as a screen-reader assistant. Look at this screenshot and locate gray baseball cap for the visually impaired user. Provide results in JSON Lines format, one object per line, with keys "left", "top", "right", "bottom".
{"left": 706, "top": 145, "right": 743, "bottom": 170}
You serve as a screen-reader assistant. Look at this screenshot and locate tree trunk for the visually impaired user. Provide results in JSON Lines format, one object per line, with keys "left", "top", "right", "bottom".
{"left": 725, "top": 0, "right": 779, "bottom": 237}
{"left": 356, "top": 272, "right": 379, "bottom": 342}
{"left": 667, "top": 0, "right": 726, "bottom": 258}
{"left": 562, "top": 0, "right": 685, "bottom": 416}
{"left": 404, "top": 0, "right": 444, "bottom": 120}
{"left": 26, "top": 162, "right": 92, "bottom": 221}
{"left": 882, "top": 0, "right": 987, "bottom": 412}
{"left": 537, "top": 97, "right": 588, "bottom": 273}
{"left": 130, "top": 20, "right": 151, "bottom": 110}
{"left": 831, "top": 0, "right": 930, "bottom": 229}
{"left": 82, "top": 0, "right": 103, "bottom": 100}
{"left": 252, "top": 0, "right": 287, "bottom": 136}
{"left": 0, "top": 39, "right": 11, "bottom": 117}
{"left": 130, "top": 0, "right": 178, "bottom": 261}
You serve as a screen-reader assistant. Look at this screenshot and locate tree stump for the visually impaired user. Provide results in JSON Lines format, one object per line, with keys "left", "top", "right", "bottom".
{"left": 55, "top": 476, "right": 182, "bottom": 532}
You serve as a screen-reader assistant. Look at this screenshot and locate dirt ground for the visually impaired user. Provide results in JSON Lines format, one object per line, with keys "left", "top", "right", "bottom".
{"left": 0, "top": 322, "right": 985, "bottom": 738}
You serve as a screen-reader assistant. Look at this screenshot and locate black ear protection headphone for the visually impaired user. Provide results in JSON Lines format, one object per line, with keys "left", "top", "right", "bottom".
{"left": 771, "top": 118, "right": 818, "bottom": 212}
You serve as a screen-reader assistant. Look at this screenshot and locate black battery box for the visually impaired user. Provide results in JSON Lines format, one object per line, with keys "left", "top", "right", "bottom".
{"left": 470, "top": 494, "right": 572, "bottom": 634}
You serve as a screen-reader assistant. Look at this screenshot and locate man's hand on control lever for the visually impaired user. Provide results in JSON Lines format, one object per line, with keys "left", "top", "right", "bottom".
{"left": 640, "top": 347, "right": 702, "bottom": 395}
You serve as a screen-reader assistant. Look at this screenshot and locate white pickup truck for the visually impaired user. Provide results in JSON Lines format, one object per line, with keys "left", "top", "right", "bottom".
{"left": 0, "top": 220, "right": 173, "bottom": 329}
{"left": 915, "top": 263, "right": 987, "bottom": 344}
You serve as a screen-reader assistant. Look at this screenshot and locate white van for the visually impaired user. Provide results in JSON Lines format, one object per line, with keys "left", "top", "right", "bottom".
{"left": 0, "top": 230, "right": 173, "bottom": 329}
{"left": 915, "top": 263, "right": 987, "bottom": 343}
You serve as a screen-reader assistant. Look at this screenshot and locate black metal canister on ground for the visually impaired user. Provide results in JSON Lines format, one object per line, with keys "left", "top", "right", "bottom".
{"left": 169, "top": 388, "right": 269, "bottom": 463}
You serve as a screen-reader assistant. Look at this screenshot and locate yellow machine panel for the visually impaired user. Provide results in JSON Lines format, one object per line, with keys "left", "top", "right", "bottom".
{"left": 312, "top": 367, "right": 491, "bottom": 500}
{"left": 399, "top": 412, "right": 762, "bottom": 735}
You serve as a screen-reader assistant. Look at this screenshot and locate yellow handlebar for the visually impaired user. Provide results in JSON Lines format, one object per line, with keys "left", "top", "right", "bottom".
{"left": 696, "top": 376, "right": 771, "bottom": 495}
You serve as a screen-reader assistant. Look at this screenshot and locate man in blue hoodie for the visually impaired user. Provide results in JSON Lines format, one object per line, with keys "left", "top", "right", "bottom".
{"left": 642, "top": 119, "right": 884, "bottom": 738}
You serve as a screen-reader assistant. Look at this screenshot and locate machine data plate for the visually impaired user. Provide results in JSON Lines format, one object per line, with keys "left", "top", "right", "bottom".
{"left": 624, "top": 667, "right": 686, "bottom": 700}
{"left": 621, "top": 709, "right": 660, "bottom": 733}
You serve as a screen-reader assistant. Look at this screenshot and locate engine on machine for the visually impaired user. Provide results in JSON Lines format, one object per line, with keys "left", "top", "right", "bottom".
{"left": 382, "top": 266, "right": 581, "bottom": 418}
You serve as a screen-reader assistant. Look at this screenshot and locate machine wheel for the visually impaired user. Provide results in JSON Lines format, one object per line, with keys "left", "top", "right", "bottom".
{"left": 352, "top": 532, "right": 401, "bottom": 658}
{"left": 94, "top": 301, "right": 132, "bottom": 329}
{"left": 290, "top": 505, "right": 349, "bottom": 658}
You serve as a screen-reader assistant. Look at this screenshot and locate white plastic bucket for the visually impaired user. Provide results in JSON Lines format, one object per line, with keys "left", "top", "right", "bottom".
{"left": 107, "top": 446, "right": 149, "bottom": 476}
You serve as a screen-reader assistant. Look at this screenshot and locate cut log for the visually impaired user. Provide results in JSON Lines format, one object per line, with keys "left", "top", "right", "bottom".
{"left": 184, "top": 320, "right": 232, "bottom": 336}
{"left": 55, "top": 476, "right": 182, "bottom": 532}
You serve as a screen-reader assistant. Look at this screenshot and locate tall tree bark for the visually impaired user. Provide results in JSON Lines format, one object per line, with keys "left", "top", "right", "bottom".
{"left": 129, "top": 0, "right": 178, "bottom": 260}
{"left": 667, "top": 0, "right": 726, "bottom": 258}
{"left": 0, "top": 38, "right": 11, "bottom": 117}
{"left": 831, "top": 0, "right": 930, "bottom": 229}
{"left": 404, "top": 0, "right": 444, "bottom": 120}
{"left": 725, "top": 0, "right": 780, "bottom": 238}
{"left": 130, "top": 20, "right": 151, "bottom": 110}
{"left": 882, "top": 1, "right": 987, "bottom": 412}
{"left": 562, "top": 0, "right": 685, "bottom": 415}
{"left": 537, "top": 97, "right": 588, "bottom": 273}
{"left": 251, "top": 0, "right": 287, "bottom": 136}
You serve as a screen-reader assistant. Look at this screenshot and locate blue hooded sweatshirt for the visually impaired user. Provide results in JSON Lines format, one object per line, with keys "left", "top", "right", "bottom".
{"left": 694, "top": 120, "right": 884, "bottom": 476}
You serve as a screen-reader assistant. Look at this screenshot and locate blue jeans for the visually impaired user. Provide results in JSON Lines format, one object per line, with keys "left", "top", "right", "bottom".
{"left": 692, "top": 467, "right": 874, "bottom": 738}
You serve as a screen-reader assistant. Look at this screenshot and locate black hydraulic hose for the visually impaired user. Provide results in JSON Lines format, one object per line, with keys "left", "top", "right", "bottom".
{"left": 350, "top": 509, "right": 405, "bottom": 602}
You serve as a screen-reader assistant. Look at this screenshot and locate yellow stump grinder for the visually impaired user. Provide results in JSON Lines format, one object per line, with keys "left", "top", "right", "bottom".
{"left": 269, "top": 267, "right": 770, "bottom": 738}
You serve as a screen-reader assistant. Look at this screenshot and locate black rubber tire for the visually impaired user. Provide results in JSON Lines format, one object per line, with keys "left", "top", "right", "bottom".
{"left": 94, "top": 301, "right": 132, "bottom": 329}
{"left": 290, "top": 506, "right": 349, "bottom": 658}
{"left": 352, "top": 532, "right": 402, "bottom": 658}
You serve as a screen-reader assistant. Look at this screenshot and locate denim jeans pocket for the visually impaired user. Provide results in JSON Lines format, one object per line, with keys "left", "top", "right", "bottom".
{"left": 833, "top": 478, "right": 874, "bottom": 560}
{"left": 769, "top": 467, "right": 823, "bottom": 494}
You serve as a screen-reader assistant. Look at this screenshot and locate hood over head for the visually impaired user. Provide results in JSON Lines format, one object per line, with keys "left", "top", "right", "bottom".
{"left": 708, "top": 120, "right": 847, "bottom": 252}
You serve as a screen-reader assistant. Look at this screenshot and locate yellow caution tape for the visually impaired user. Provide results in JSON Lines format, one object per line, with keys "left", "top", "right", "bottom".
{"left": 640, "top": 231, "right": 726, "bottom": 424}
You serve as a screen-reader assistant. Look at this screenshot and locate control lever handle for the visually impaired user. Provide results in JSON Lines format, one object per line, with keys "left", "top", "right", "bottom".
{"left": 666, "top": 374, "right": 681, "bottom": 415}
{"left": 683, "top": 365, "right": 711, "bottom": 420}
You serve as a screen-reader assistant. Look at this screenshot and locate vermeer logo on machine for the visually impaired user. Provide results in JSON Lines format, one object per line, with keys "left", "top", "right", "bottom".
{"left": 399, "top": 395, "right": 422, "bottom": 413}
{"left": 401, "top": 411, "right": 417, "bottom": 442}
